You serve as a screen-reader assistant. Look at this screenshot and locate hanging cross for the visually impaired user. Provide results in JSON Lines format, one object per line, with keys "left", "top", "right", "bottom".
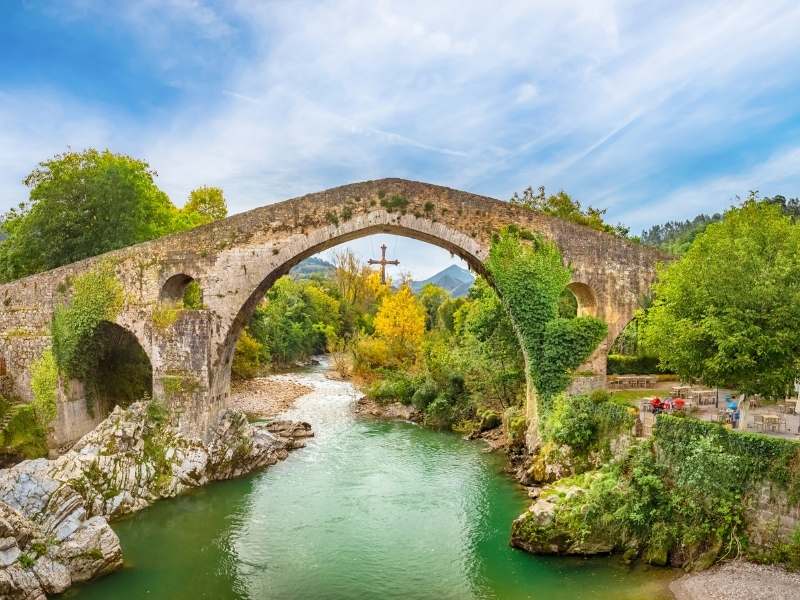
{"left": 368, "top": 244, "right": 399, "bottom": 285}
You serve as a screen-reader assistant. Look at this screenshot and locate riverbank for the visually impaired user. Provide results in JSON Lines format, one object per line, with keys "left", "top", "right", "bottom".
{"left": 68, "top": 358, "right": 678, "bottom": 600}
{"left": 353, "top": 393, "right": 512, "bottom": 453}
{"left": 354, "top": 394, "right": 420, "bottom": 422}
{"left": 670, "top": 560, "right": 800, "bottom": 600}
{"left": 229, "top": 375, "right": 313, "bottom": 418}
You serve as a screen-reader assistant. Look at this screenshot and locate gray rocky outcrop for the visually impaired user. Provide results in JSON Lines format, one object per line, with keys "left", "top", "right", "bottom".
{"left": 0, "top": 402, "right": 312, "bottom": 598}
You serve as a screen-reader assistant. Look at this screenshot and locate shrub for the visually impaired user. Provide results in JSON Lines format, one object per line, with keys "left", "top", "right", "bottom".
{"left": 379, "top": 195, "right": 409, "bottom": 213}
{"left": 478, "top": 409, "right": 501, "bottom": 431}
{"left": 505, "top": 406, "right": 527, "bottom": 445}
{"left": 0, "top": 404, "right": 48, "bottom": 459}
{"left": 424, "top": 395, "right": 454, "bottom": 429}
{"left": 367, "top": 372, "right": 417, "bottom": 405}
{"left": 529, "top": 417, "right": 800, "bottom": 570}
{"left": 546, "top": 394, "right": 595, "bottom": 449}
{"left": 411, "top": 380, "right": 437, "bottom": 411}
{"left": 589, "top": 388, "right": 611, "bottom": 403}
{"left": 543, "top": 393, "right": 634, "bottom": 456}
{"left": 232, "top": 329, "right": 269, "bottom": 379}
{"left": 352, "top": 336, "right": 392, "bottom": 373}
{"left": 151, "top": 302, "right": 181, "bottom": 331}
{"left": 182, "top": 280, "right": 203, "bottom": 309}
{"left": 51, "top": 262, "right": 124, "bottom": 380}
{"left": 30, "top": 348, "right": 58, "bottom": 429}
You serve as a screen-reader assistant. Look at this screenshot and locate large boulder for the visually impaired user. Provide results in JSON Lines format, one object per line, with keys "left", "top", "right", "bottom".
{"left": 510, "top": 480, "right": 614, "bottom": 556}
{"left": 0, "top": 500, "right": 122, "bottom": 599}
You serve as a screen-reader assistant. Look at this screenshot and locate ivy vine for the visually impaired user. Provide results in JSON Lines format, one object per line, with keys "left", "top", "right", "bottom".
{"left": 50, "top": 262, "right": 127, "bottom": 417}
{"left": 486, "top": 227, "right": 607, "bottom": 414}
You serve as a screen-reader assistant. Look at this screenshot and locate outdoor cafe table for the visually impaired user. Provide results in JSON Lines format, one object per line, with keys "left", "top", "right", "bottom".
{"left": 688, "top": 389, "right": 717, "bottom": 405}
{"left": 612, "top": 375, "right": 654, "bottom": 389}
{"left": 671, "top": 385, "right": 692, "bottom": 397}
{"left": 763, "top": 414, "right": 782, "bottom": 433}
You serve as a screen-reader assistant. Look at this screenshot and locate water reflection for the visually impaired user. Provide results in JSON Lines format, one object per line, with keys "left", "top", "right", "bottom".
{"left": 68, "top": 362, "right": 675, "bottom": 600}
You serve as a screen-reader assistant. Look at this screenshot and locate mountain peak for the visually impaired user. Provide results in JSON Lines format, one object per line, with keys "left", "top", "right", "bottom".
{"left": 410, "top": 265, "right": 475, "bottom": 297}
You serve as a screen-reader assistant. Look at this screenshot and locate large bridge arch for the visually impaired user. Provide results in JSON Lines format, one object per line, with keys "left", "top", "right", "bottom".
{"left": 0, "top": 178, "right": 668, "bottom": 447}
{"left": 211, "top": 215, "right": 490, "bottom": 399}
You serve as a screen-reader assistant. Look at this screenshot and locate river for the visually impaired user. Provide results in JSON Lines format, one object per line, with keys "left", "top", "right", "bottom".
{"left": 65, "top": 361, "right": 675, "bottom": 600}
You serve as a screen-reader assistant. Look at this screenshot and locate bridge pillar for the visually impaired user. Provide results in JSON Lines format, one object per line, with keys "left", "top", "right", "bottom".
{"left": 566, "top": 342, "right": 609, "bottom": 395}
{"left": 150, "top": 311, "right": 223, "bottom": 441}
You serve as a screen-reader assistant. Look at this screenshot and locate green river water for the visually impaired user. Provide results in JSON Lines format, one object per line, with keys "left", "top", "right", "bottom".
{"left": 65, "top": 363, "right": 675, "bottom": 600}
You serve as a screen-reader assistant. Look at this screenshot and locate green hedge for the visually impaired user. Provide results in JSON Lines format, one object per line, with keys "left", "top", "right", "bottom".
{"left": 607, "top": 354, "right": 672, "bottom": 375}
{"left": 654, "top": 415, "right": 800, "bottom": 500}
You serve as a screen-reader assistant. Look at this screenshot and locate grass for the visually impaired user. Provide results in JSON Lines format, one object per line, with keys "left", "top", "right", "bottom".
{"left": 610, "top": 386, "right": 675, "bottom": 405}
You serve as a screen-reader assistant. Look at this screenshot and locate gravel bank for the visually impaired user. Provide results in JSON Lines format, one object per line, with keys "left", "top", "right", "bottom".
{"left": 229, "top": 375, "right": 313, "bottom": 418}
{"left": 670, "top": 561, "right": 800, "bottom": 600}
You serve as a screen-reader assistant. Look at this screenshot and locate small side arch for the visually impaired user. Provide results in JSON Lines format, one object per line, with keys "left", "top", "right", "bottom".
{"left": 566, "top": 281, "right": 598, "bottom": 317}
{"left": 161, "top": 273, "right": 196, "bottom": 302}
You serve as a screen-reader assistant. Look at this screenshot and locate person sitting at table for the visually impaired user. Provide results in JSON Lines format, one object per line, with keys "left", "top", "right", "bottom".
{"left": 662, "top": 397, "right": 674, "bottom": 411}
{"left": 674, "top": 398, "right": 685, "bottom": 410}
{"left": 650, "top": 397, "right": 663, "bottom": 414}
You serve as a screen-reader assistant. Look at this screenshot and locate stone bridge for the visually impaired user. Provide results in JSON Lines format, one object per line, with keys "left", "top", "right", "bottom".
{"left": 0, "top": 179, "right": 666, "bottom": 447}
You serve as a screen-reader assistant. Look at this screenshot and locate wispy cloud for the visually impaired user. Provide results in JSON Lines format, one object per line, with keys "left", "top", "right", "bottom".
{"left": 1, "top": 0, "right": 799, "bottom": 242}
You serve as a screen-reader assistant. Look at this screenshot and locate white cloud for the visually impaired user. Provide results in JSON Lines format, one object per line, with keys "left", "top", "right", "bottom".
{"left": 515, "top": 83, "right": 539, "bottom": 104}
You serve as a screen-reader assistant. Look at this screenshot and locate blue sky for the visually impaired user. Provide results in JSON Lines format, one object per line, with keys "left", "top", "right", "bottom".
{"left": 2, "top": 1, "right": 800, "bottom": 278}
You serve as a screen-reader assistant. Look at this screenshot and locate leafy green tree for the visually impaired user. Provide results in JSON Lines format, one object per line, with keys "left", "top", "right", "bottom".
{"left": 247, "top": 277, "right": 341, "bottom": 367}
{"left": 418, "top": 283, "right": 450, "bottom": 329}
{"left": 642, "top": 198, "right": 800, "bottom": 398}
{"left": 176, "top": 186, "right": 228, "bottom": 229}
{"left": 510, "top": 186, "right": 629, "bottom": 237}
{"left": 641, "top": 193, "right": 800, "bottom": 256}
{"left": 437, "top": 297, "right": 465, "bottom": 332}
{"left": 0, "top": 149, "right": 176, "bottom": 281}
{"left": 765, "top": 194, "right": 800, "bottom": 219}
{"left": 232, "top": 329, "right": 270, "bottom": 379}
{"left": 452, "top": 278, "right": 526, "bottom": 408}
{"left": 640, "top": 212, "right": 722, "bottom": 255}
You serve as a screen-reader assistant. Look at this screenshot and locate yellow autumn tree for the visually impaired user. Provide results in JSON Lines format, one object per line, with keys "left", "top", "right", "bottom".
{"left": 373, "top": 286, "right": 426, "bottom": 364}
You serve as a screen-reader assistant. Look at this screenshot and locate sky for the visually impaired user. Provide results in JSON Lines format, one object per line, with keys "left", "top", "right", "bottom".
{"left": 2, "top": 1, "right": 800, "bottom": 278}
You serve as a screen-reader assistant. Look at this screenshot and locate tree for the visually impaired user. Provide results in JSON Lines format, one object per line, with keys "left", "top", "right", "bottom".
{"left": 640, "top": 213, "right": 722, "bottom": 255}
{"left": 452, "top": 278, "right": 526, "bottom": 408}
{"left": 176, "top": 186, "right": 228, "bottom": 229}
{"left": 247, "top": 276, "right": 341, "bottom": 367}
{"left": 0, "top": 149, "right": 176, "bottom": 281}
{"left": 510, "top": 186, "right": 629, "bottom": 237}
{"left": 418, "top": 283, "right": 449, "bottom": 329}
{"left": 373, "top": 286, "right": 426, "bottom": 361}
{"left": 330, "top": 248, "right": 388, "bottom": 334}
{"left": 640, "top": 192, "right": 799, "bottom": 256}
{"left": 641, "top": 197, "right": 800, "bottom": 399}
